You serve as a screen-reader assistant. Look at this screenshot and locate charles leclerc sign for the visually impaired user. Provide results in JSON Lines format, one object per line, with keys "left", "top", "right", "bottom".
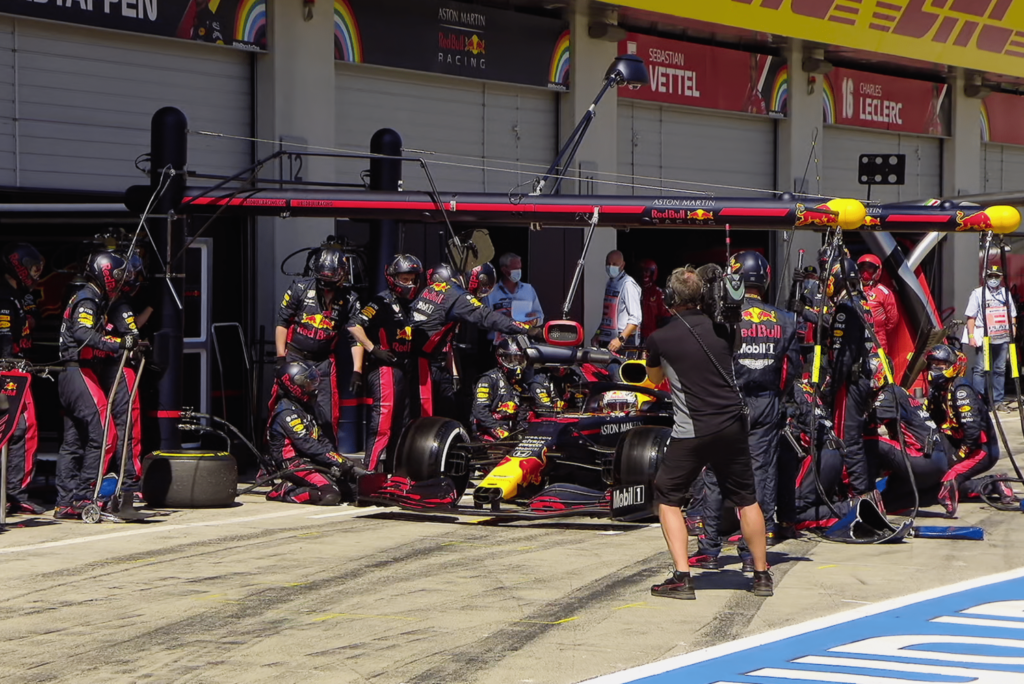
{"left": 824, "top": 67, "right": 950, "bottom": 136}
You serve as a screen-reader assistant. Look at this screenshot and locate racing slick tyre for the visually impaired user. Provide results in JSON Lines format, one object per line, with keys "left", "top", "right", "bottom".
{"left": 611, "top": 426, "right": 671, "bottom": 521}
{"left": 142, "top": 451, "right": 238, "bottom": 508}
{"left": 394, "top": 417, "right": 471, "bottom": 498}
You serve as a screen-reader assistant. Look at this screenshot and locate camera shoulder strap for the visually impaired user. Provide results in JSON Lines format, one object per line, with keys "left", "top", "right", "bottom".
{"left": 674, "top": 312, "right": 749, "bottom": 415}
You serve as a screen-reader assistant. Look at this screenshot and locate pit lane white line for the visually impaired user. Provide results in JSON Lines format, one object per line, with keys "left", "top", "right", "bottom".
{"left": 0, "top": 506, "right": 378, "bottom": 555}
{"left": 580, "top": 564, "right": 1024, "bottom": 684}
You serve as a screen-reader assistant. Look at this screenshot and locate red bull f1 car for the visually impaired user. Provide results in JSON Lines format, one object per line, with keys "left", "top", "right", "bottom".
{"left": 357, "top": 322, "right": 674, "bottom": 521}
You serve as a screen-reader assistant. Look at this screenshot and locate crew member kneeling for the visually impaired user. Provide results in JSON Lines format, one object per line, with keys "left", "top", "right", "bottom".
{"left": 267, "top": 361, "right": 365, "bottom": 506}
{"left": 471, "top": 338, "right": 531, "bottom": 440}
{"left": 645, "top": 266, "right": 772, "bottom": 600}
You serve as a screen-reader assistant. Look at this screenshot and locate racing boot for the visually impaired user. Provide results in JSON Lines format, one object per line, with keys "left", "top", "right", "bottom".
{"left": 53, "top": 500, "right": 90, "bottom": 520}
{"left": 752, "top": 570, "right": 774, "bottom": 597}
{"left": 688, "top": 554, "right": 720, "bottom": 570}
{"left": 8, "top": 498, "right": 46, "bottom": 516}
{"left": 938, "top": 480, "right": 959, "bottom": 519}
{"left": 651, "top": 570, "right": 696, "bottom": 600}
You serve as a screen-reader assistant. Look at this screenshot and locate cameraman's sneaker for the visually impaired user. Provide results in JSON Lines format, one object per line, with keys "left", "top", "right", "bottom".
{"left": 688, "top": 554, "right": 720, "bottom": 570}
{"left": 651, "top": 571, "right": 696, "bottom": 600}
{"left": 752, "top": 570, "right": 774, "bottom": 597}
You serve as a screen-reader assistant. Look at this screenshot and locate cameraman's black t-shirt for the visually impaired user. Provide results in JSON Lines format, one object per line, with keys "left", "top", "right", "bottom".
{"left": 646, "top": 309, "right": 743, "bottom": 439}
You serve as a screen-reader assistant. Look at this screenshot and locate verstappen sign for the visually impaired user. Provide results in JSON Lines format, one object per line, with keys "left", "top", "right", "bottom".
{"left": 618, "top": 33, "right": 786, "bottom": 117}
{"left": 825, "top": 67, "right": 949, "bottom": 135}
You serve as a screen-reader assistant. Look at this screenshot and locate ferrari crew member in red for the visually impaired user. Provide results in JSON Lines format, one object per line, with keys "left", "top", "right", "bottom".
{"left": 639, "top": 259, "right": 671, "bottom": 342}
{"left": 266, "top": 361, "right": 365, "bottom": 505}
{"left": 857, "top": 254, "right": 897, "bottom": 355}
{"left": 275, "top": 242, "right": 362, "bottom": 448}
{"left": 56, "top": 250, "right": 138, "bottom": 520}
{"left": 0, "top": 243, "right": 45, "bottom": 516}
{"left": 348, "top": 254, "right": 422, "bottom": 472}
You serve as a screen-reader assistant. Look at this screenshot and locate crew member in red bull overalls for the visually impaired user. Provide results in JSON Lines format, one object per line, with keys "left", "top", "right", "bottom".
{"left": 964, "top": 264, "right": 1016, "bottom": 409}
{"left": 266, "top": 361, "right": 365, "bottom": 505}
{"left": 275, "top": 243, "right": 362, "bottom": 448}
{"left": 55, "top": 250, "right": 138, "bottom": 520}
{"left": 865, "top": 384, "right": 951, "bottom": 513}
{"left": 592, "top": 250, "right": 642, "bottom": 352}
{"left": 471, "top": 338, "right": 535, "bottom": 440}
{"left": 639, "top": 259, "right": 671, "bottom": 343}
{"left": 926, "top": 344, "right": 1009, "bottom": 517}
{"left": 348, "top": 254, "right": 422, "bottom": 472}
{"left": 0, "top": 243, "right": 45, "bottom": 515}
{"left": 857, "top": 254, "right": 898, "bottom": 356}
{"left": 411, "top": 262, "right": 541, "bottom": 420}
{"left": 826, "top": 256, "right": 886, "bottom": 504}
{"left": 691, "top": 252, "right": 799, "bottom": 570}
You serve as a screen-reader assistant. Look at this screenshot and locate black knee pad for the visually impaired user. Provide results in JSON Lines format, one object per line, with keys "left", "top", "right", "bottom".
{"left": 317, "top": 484, "right": 341, "bottom": 506}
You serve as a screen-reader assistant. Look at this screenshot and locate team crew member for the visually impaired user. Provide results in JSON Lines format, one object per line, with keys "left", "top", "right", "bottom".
{"left": 639, "top": 259, "right": 671, "bottom": 342}
{"left": 645, "top": 266, "right": 772, "bottom": 600}
{"left": 926, "top": 344, "right": 1001, "bottom": 518}
{"left": 858, "top": 254, "right": 898, "bottom": 356}
{"left": 827, "top": 257, "right": 885, "bottom": 501}
{"left": 593, "top": 250, "right": 642, "bottom": 352}
{"left": 55, "top": 251, "right": 138, "bottom": 520}
{"left": 411, "top": 262, "right": 541, "bottom": 419}
{"left": 964, "top": 264, "right": 1016, "bottom": 407}
{"left": 266, "top": 361, "right": 365, "bottom": 506}
{"left": 865, "top": 385, "right": 951, "bottom": 512}
{"left": 484, "top": 252, "right": 544, "bottom": 345}
{"left": 694, "top": 252, "right": 799, "bottom": 569}
{"left": 348, "top": 254, "right": 422, "bottom": 472}
{"left": 0, "top": 243, "right": 45, "bottom": 515}
{"left": 471, "top": 338, "right": 532, "bottom": 440}
{"left": 275, "top": 243, "right": 363, "bottom": 447}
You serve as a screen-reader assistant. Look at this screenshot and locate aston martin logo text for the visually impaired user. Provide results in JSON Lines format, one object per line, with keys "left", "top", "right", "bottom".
{"left": 601, "top": 421, "right": 641, "bottom": 435}
{"left": 613, "top": 485, "right": 645, "bottom": 510}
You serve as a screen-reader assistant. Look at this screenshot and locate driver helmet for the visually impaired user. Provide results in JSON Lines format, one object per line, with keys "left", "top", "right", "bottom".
{"left": 857, "top": 253, "right": 882, "bottom": 286}
{"left": 385, "top": 254, "right": 424, "bottom": 301}
{"left": 496, "top": 337, "right": 527, "bottom": 380}
{"left": 467, "top": 262, "right": 497, "bottom": 298}
{"left": 2, "top": 243, "right": 44, "bottom": 292}
{"left": 926, "top": 343, "right": 967, "bottom": 387}
{"left": 639, "top": 259, "right": 658, "bottom": 288}
{"left": 601, "top": 390, "right": 639, "bottom": 415}
{"left": 729, "top": 251, "right": 770, "bottom": 293}
{"left": 310, "top": 243, "right": 350, "bottom": 288}
{"left": 275, "top": 360, "right": 321, "bottom": 405}
{"left": 84, "top": 250, "right": 129, "bottom": 300}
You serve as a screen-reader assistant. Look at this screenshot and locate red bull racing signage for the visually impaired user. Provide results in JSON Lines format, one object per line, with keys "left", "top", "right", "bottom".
{"left": 618, "top": 33, "right": 786, "bottom": 117}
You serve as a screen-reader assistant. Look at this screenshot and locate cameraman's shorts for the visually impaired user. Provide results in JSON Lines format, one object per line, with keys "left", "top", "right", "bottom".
{"left": 654, "top": 416, "right": 758, "bottom": 509}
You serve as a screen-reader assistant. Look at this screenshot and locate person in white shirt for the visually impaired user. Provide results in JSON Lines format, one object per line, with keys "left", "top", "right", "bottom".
{"left": 484, "top": 252, "right": 544, "bottom": 344}
{"left": 964, "top": 264, "right": 1017, "bottom": 408}
{"left": 592, "top": 250, "right": 642, "bottom": 353}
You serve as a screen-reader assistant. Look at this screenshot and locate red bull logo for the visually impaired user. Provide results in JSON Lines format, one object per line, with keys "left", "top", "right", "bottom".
{"left": 956, "top": 210, "right": 993, "bottom": 232}
{"left": 795, "top": 203, "right": 838, "bottom": 228}
{"left": 396, "top": 327, "right": 413, "bottom": 341}
{"left": 431, "top": 282, "right": 451, "bottom": 292}
{"left": 863, "top": 215, "right": 882, "bottom": 227}
{"left": 466, "top": 35, "right": 485, "bottom": 55}
{"left": 2, "top": 380, "right": 17, "bottom": 395}
{"left": 687, "top": 210, "right": 714, "bottom": 220}
{"left": 300, "top": 313, "right": 335, "bottom": 331}
{"left": 742, "top": 307, "right": 778, "bottom": 324}
{"left": 517, "top": 456, "right": 545, "bottom": 486}
{"left": 496, "top": 401, "right": 519, "bottom": 415}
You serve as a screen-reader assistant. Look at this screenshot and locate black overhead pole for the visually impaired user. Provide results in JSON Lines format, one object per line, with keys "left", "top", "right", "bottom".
{"left": 368, "top": 128, "right": 402, "bottom": 293}
{"left": 150, "top": 107, "right": 188, "bottom": 451}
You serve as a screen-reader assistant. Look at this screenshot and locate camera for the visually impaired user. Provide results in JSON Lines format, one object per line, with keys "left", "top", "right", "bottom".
{"left": 696, "top": 263, "right": 744, "bottom": 324}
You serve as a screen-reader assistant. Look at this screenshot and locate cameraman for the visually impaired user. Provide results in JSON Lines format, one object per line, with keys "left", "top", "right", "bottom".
{"left": 645, "top": 266, "right": 772, "bottom": 600}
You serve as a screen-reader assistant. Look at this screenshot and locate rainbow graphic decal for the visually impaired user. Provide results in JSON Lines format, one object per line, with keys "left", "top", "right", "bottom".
{"left": 547, "top": 30, "right": 570, "bottom": 90}
{"left": 234, "top": 0, "right": 266, "bottom": 47}
{"left": 822, "top": 74, "right": 837, "bottom": 125}
{"left": 334, "top": 0, "right": 363, "bottom": 63}
{"left": 771, "top": 65, "right": 788, "bottom": 116}
{"left": 980, "top": 101, "right": 991, "bottom": 142}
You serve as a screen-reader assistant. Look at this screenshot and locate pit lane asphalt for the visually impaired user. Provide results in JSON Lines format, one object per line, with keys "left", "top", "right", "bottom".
{"left": 3, "top": 418, "right": 1024, "bottom": 684}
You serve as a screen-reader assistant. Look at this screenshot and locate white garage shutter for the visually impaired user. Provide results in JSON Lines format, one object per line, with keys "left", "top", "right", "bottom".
{"left": 335, "top": 63, "right": 556, "bottom": 193}
{"left": 617, "top": 101, "right": 776, "bottom": 197}
{"left": 823, "top": 127, "right": 941, "bottom": 202}
{"left": 0, "top": 16, "right": 252, "bottom": 192}
{"left": 983, "top": 143, "right": 1024, "bottom": 194}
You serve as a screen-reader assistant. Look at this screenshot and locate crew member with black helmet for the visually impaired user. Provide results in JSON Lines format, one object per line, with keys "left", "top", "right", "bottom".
{"left": 0, "top": 243, "right": 45, "bottom": 515}
{"left": 692, "top": 251, "right": 799, "bottom": 570}
{"left": 826, "top": 256, "right": 886, "bottom": 505}
{"left": 55, "top": 250, "right": 138, "bottom": 520}
{"left": 925, "top": 344, "right": 1008, "bottom": 517}
{"left": 857, "top": 253, "right": 898, "bottom": 356}
{"left": 266, "top": 361, "right": 365, "bottom": 505}
{"left": 471, "top": 337, "right": 533, "bottom": 440}
{"left": 348, "top": 254, "right": 422, "bottom": 472}
{"left": 411, "top": 262, "right": 542, "bottom": 419}
{"left": 275, "top": 241, "right": 363, "bottom": 448}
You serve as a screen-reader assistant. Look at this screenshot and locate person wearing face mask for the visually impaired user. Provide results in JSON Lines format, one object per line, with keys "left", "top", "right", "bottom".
{"left": 963, "top": 264, "right": 1017, "bottom": 410}
{"left": 593, "top": 250, "right": 642, "bottom": 353}
{"left": 484, "top": 252, "right": 544, "bottom": 347}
